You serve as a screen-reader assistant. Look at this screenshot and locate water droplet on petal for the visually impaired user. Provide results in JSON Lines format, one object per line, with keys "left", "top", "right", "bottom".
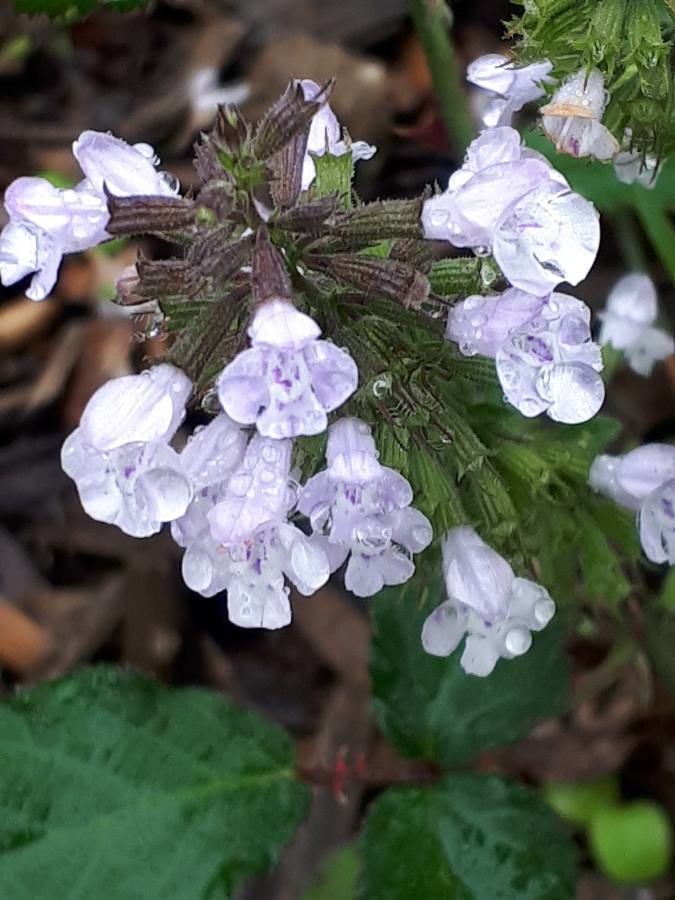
{"left": 505, "top": 626, "right": 531, "bottom": 656}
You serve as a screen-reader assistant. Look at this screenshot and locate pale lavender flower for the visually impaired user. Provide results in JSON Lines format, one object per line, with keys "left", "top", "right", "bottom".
{"left": 217, "top": 300, "right": 358, "bottom": 439}
{"left": 201, "top": 434, "right": 330, "bottom": 627}
{"left": 299, "top": 79, "right": 376, "bottom": 190}
{"left": 598, "top": 273, "right": 673, "bottom": 377}
{"left": 61, "top": 364, "right": 193, "bottom": 537}
{"left": 446, "top": 287, "right": 546, "bottom": 357}
{"left": 496, "top": 293, "right": 605, "bottom": 423}
{"left": 0, "top": 131, "right": 179, "bottom": 300}
{"left": 467, "top": 54, "right": 552, "bottom": 128}
{"left": 72, "top": 131, "right": 179, "bottom": 198}
{"left": 541, "top": 68, "right": 619, "bottom": 161}
{"left": 590, "top": 444, "right": 675, "bottom": 565}
{"left": 298, "top": 418, "right": 432, "bottom": 597}
{"left": 171, "top": 414, "right": 248, "bottom": 597}
{"left": 422, "top": 526, "right": 556, "bottom": 677}
{"left": 421, "top": 127, "right": 600, "bottom": 295}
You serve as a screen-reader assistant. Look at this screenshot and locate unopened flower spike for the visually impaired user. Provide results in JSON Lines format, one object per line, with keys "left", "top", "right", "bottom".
{"left": 422, "top": 527, "right": 556, "bottom": 677}
{"left": 467, "top": 54, "right": 553, "bottom": 128}
{"left": 61, "top": 365, "right": 193, "bottom": 537}
{"left": 217, "top": 230, "right": 358, "bottom": 439}
{"left": 540, "top": 68, "right": 620, "bottom": 161}
{"left": 590, "top": 445, "right": 675, "bottom": 566}
{"left": 298, "top": 418, "right": 432, "bottom": 597}
{"left": 598, "top": 273, "right": 673, "bottom": 377}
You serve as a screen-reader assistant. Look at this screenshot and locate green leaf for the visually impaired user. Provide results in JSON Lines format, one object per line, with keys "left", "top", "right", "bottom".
{"left": 0, "top": 666, "right": 308, "bottom": 899}
{"left": 304, "top": 846, "right": 360, "bottom": 900}
{"left": 360, "top": 774, "right": 577, "bottom": 900}
{"left": 312, "top": 152, "right": 353, "bottom": 207}
{"left": 370, "top": 575, "right": 570, "bottom": 767}
{"left": 13, "top": 0, "right": 147, "bottom": 18}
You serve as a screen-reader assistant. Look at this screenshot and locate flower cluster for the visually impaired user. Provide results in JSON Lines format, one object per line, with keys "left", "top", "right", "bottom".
{"left": 421, "top": 126, "right": 600, "bottom": 296}
{"left": 598, "top": 273, "right": 673, "bottom": 377}
{"left": 0, "top": 132, "right": 177, "bottom": 301}
{"left": 590, "top": 445, "right": 675, "bottom": 566}
{"left": 422, "top": 527, "right": 556, "bottom": 676}
{"left": 448, "top": 288, "right": 605, "bottom": 423}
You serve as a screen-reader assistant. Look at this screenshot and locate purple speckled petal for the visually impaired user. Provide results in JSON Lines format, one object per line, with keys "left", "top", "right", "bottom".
{"left": 446, "top": 288, "right": 547, "bottom": 358}
{"left": 297, "top": 471, "right": 334, "bottom": 520}
{"left": 217, "top": 347, "right": 268, "bottom": 424}
{"left": 207, "top": 436, "right": 292, "bottom": 544}
{"left": 638, "top": 479, "right": 675, "bottom": 565}
{"left": 616, "top": 444, "right": 675, "bottom": 500}
{"left": 256, "top": 390, "right": 328, "bottom": 439}
{"left": 304, "top": 340, "right": 358, "bottom": 411}
{"left": 421, "top": 600, "right": 466, "bottom": 657}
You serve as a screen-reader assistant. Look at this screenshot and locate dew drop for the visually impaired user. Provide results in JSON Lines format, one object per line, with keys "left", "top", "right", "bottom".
{"left": 505, "top": 627, "right": 531, "bottom": 656}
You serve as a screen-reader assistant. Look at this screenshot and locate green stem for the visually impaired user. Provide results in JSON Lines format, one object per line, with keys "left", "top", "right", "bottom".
{"left": 408, "top": 0, "right": 474, "bottom": 155}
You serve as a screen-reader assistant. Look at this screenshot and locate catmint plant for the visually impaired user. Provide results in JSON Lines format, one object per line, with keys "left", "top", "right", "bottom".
{"left": 2, "top": 57, "right": 671, "bottom": 672}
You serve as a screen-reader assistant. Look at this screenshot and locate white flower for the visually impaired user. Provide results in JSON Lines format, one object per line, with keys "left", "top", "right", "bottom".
{"left": 598, "top": 273, "right": 673, "bottom": 376}
{"left": 590, "top": 444, "right": 675, "bottom": 565}
{"left": 467, "top": 54, "right": 552, "bottom": 128}
{"left": 0, "top": 131, "right": 179, "bottom": 301}
{"left": 422, "top": 527, "right": 556, "bottom": 676}
{"left": 541, "top": 68, "right": 620, "bottom": 161}
{"left": 182, "top": 433, "right": 331, "bottom": 627}
{"left": 299, "top": 79, "right": 376, "bottom": 190}
{"left": 421, "top": 126, "right": 600, "bottom": 296}
{"left": 217, "top": 300, "right": 358, "bottom": 439}
{"left": 298, "top": 418, "right": 432, "bottom": 597}
{"left": 495, "top": 293, "right": 605, "bottom": 424}
{"left": 61, "top": 365, "right": 193, "bottom": 537}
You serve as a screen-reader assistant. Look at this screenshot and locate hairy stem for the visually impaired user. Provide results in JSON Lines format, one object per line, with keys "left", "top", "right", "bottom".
{"left": 408, "top": 0, "right": 474, "bottom": 155}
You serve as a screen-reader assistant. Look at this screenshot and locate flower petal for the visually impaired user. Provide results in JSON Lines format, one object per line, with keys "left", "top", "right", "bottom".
{"left": 616, "top": 444, "right": 675, "bottom": 500}
{"left": 217, "top": 347, "right": 269, "bottom": 425}
{"left": 421, "top": 600, "right": 466, "bottom": 657}
{"left": 536, "top": 361, "right": 605, "bottom": 424}
{"left": 304, "top": 340, "right": 358, "bottom": 411}
{"left": 638, "top": 479, "right": 675, "bottom": 565}
{"left": 390, "top": 506, "right": 433, "bottom": 553}
{"left": 73, "top": 130, "right": 177, "bottom": 197}
{"left": 249, "top": 300, "right": 321, "bottom": 350}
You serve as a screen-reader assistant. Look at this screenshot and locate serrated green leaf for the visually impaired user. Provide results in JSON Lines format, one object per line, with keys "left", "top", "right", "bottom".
{"left": 0, "top": 666, "right": 308, "bottom": 899}
{"left": 370, "top": 575, "right": 570, "bottom": 767}
{"left": 360, "top": 775, "right": 577, "bottom": 900}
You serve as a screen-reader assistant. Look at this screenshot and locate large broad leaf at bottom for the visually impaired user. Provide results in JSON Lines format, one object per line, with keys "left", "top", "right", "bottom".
{"left": 0, "top": 666, "right": 308, "bottom": 899}
{"left": 371, "top": 575, "right": 570, "bottom": 767}
{"left": 360, "top": 774, "right": 577, "bottom": 900}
